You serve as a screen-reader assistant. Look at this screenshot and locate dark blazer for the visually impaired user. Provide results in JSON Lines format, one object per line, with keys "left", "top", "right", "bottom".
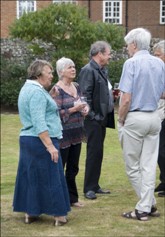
{"left": 77, "top": 59, "right": 115, "bottom": 128}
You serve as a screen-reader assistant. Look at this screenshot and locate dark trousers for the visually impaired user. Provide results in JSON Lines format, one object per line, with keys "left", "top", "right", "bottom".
{"left": 158, "top": 119, "right": 165, "bottom": 188}
{"left": 60, "top": 143, "right": 81, "bottom": 204}
{"left": 83, "top": 119, "right": 106, "bottom": 193}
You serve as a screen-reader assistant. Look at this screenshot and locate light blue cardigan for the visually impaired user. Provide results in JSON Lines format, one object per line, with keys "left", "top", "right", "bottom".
{"left": 18, "top": 80, "right": 62, "bottom": 139}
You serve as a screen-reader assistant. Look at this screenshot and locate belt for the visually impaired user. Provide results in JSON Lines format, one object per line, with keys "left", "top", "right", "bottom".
{"left": 129, "top": 110, "right": 153, "bottom": 112}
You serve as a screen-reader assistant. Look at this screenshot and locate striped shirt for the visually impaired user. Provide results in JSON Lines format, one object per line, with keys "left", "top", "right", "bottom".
{"left": 53, "top": 85, "right": 86, "bottom": 149}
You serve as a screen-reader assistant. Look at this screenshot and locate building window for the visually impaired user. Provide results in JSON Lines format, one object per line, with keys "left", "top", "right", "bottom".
{"left": 52, "top": 0, "right": 76, "bottom": 4}
{"left": 17, "top": 0, "right": 36, "bottom": 19}
{"left": 103, "top": 0, "right": 122, "bottom": 24}
{"left": 160, "top": 0, "right": 165, "bottom": 24}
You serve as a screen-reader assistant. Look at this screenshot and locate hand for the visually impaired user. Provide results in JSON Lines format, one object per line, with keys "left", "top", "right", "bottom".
{"left": 46, "top": 144, "right": 59, "bottom": 163}
{"left": 74, "top": 99, "right": 86, "bottom": 112}
{"left": 113, "top": 90, "right": 121, "bottom": 100}
{"left": 81, "top": 104, "right": 90, "bottom": 116}
{"left": 50, "top": 86, "right": 59, "bottom": 98}
{"left": 117, "top": 118, "right": 124, "bottom": 126}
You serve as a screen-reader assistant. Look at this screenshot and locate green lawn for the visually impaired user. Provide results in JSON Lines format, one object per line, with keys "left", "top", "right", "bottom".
{"left": 1, "top": 113, "right": 165, "bottom": 237}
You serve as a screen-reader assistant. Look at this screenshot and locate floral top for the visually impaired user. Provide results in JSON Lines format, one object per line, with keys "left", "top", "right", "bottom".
{"left": 53, "top": 84, "right": 86, "bottom": 149}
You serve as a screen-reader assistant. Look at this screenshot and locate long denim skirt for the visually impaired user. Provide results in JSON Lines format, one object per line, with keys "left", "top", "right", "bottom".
{"left": 13, "top": 136, "right": 71, "bottom": 216}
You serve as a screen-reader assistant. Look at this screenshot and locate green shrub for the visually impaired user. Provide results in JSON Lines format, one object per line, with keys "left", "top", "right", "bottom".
{"left": 0, "top": 56, "right": 126, "bottom": 108}
{"left": 108, "top": 59, "right": 126, "bottom": 87}
{"left": 9, "top": 3, "right": 124, "bottom": 75}
{"left": 0, "top": 56, "right": 27, "bottom": 108}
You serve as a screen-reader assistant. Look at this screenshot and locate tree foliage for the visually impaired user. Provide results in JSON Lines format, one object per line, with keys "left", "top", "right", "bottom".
{"left": 9, "top": 3, "right": 125, "bottom": 71}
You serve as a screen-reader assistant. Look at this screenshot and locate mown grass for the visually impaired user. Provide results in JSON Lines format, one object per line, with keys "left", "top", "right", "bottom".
{"left": 1, "top": 113, "right": 165, "bottom": 237}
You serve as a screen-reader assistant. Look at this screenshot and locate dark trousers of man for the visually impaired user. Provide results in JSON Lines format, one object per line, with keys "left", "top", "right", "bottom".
{"left": 83, "top": 119, "right": 106, "bottom": 193}
{"left": 158, "top": 119, "right": 165, "bottom": 189}
{"left": 60, "top": 143, "right": 81, "bottom": 204}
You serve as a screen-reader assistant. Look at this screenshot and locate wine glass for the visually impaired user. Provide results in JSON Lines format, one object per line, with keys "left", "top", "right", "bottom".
{"left": 80, "top": 96, "right": 87, "bottom": 104}
{"left": 113, "top": 83, "right": 120, "bottom": 97}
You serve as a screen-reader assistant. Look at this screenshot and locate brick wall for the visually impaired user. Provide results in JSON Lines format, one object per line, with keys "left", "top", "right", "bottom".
{"left": 90, "top": 1, "right": 103, "bottom": 22}
{"left": 1, "top": 0, "right": 164, "bottom": 39}
{"left": 37, "top": 0, "right": 52, "bottom": 9}
{"left": 1, "top": 1, "right": 17, "bottom": 38}
{"left": 126, "top": 0, "right": 164, "bottom": 38}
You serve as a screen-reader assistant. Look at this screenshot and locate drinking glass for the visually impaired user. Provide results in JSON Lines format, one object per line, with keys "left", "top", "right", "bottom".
{"left": 80, "top": 96, "right": 87, "bottom": 104}
{"left": 113, "top": 83, "right": 120, "bottom": 97}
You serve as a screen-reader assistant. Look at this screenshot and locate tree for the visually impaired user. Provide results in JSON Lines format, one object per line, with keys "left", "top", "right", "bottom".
{"left": 9, "top": 3, "right": 125, "bottom": 75}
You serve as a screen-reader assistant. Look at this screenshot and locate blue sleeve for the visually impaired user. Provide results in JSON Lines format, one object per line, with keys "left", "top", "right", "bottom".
{"left": 119, "top": 60, "right": 134, "bottom": 94}
{"left": 29, "top": 90, "right": 48, "bottom": 135}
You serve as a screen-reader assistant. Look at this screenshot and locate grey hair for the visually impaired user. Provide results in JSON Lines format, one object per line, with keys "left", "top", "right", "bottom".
{"left": 89, "top": 41, "right": 111, "bottom": 58}
{"left": 56, "top": 57, "right": 75, "bottom": 79}
{"left": 124, "top": 28, "right": 151, "bottom": 50}
{"left": 153, "top": 40, "right": 165, "bottom": 54}
{"left": 27, "top": 59, "right": 53, "bottom": 80}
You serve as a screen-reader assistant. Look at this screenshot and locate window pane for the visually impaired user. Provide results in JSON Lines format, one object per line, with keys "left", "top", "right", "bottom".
{"left": 18, "top": 0, "right": 35, "bottom": 18}
{"left": 103, "top": 1, "right": 122, "bottom": 24}
{"left": 160, "top": 0, "right": 165, "bottom": 24}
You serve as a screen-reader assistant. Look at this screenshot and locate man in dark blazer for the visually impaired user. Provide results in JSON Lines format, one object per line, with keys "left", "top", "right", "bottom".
{"left": 77, "top": 41, "right": 115, "bottom": 200}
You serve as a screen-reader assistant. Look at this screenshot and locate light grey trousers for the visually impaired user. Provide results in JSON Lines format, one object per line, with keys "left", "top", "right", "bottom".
{"left": 118, "top": 111, "right": 161, "bottom": 213}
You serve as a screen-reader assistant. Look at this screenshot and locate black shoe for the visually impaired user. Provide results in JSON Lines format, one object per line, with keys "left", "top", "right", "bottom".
{"left": 155, "top": 183, "right": 165, "bottom": 192}
{"left": 149, "top": 206, "right": 160, "bottom": 217}
{"left": 24, "top": 214, "right": 39, "bottom": 224}
{"left": 96, "top": 188, "right": 110, "bottom": 194}
{"left": 85, "top": 191, "right": 97, "bottom": 200}
{"left": 158, "top": 191, "right": 165, "bottom": 197}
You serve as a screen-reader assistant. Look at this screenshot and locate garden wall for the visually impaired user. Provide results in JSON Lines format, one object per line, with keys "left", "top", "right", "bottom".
{"left": 1, "top": 38, "right": 162, "bottom": 65}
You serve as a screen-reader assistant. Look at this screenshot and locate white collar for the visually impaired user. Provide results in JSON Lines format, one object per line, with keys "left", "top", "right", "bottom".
{"left": 26, "top": 79, "right": 43, "bottom": 88}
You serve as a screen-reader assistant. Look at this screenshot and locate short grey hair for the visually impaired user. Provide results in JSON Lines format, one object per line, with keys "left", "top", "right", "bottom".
{"left": 27, "top": 59, "right": 53, "bottom": 80}
{"left": 124, "top": 28, "right": 151, "bottom": 50}
{"left": 153, "top": 40, "right": 165, "bottom": 54}
{"left": 89, "top": 41, "right": 111, "bottom": 58}
{"left": 56, "top": 57, "right": 75, "bottom": 79}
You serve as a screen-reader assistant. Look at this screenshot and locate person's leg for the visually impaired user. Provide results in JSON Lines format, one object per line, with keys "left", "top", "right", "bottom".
{"left": 61, "top": 144, "right": 81, "bottom": 204}
{"left": 135, "top": 132, "right": 159, "bottom": 212}
{"left": 66, "top": 144, "right": 81, "bottom": 204}
{"left": 60, "top": 147, "right": 69, "bottom": 169}
{"left": 156, "top": 119, "right": 165, "bottom": 192}
{"left": 83, "top": 120, "right": 105, "bottom": 193}
{"left": 121, "top": 116, "right": 142, "bottom": 198}
{"left": 120, "top": 112, "right": 161, "bottom": 213}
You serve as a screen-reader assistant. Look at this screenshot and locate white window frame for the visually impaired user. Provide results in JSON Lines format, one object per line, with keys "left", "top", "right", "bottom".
{"left": 160, "top": 0, "right": 165, "bottom": 24}
{"left": 52, "top": 0, "right": 76, "bottom": 4}
{"left": 17, "top": 0, "right": 36, "bottom": 19}
{"left": 103, "top": 0, "right": 122, "bottom": 24}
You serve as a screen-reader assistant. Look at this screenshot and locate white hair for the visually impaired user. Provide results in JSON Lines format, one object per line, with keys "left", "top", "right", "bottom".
{"left": 56, "top": 57, "right": 74, "bottom": 79}
{"left": 153, "top": 40, "right": 165, "bottom": 54}
{"left": 124, "top": 28, "right": 151, "bottom": 50}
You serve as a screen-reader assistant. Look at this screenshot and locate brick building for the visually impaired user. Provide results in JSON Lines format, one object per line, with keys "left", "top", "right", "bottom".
{"left": 1, "top": 0, "right": 165, "bottom": 39}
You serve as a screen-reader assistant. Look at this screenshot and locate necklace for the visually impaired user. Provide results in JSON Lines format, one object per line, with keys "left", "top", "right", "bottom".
{"left": 59, "top": 80, "right": 77, "bottom": 97}
{"left": 61, "top": 80, "right": 72, "bottom": 87}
